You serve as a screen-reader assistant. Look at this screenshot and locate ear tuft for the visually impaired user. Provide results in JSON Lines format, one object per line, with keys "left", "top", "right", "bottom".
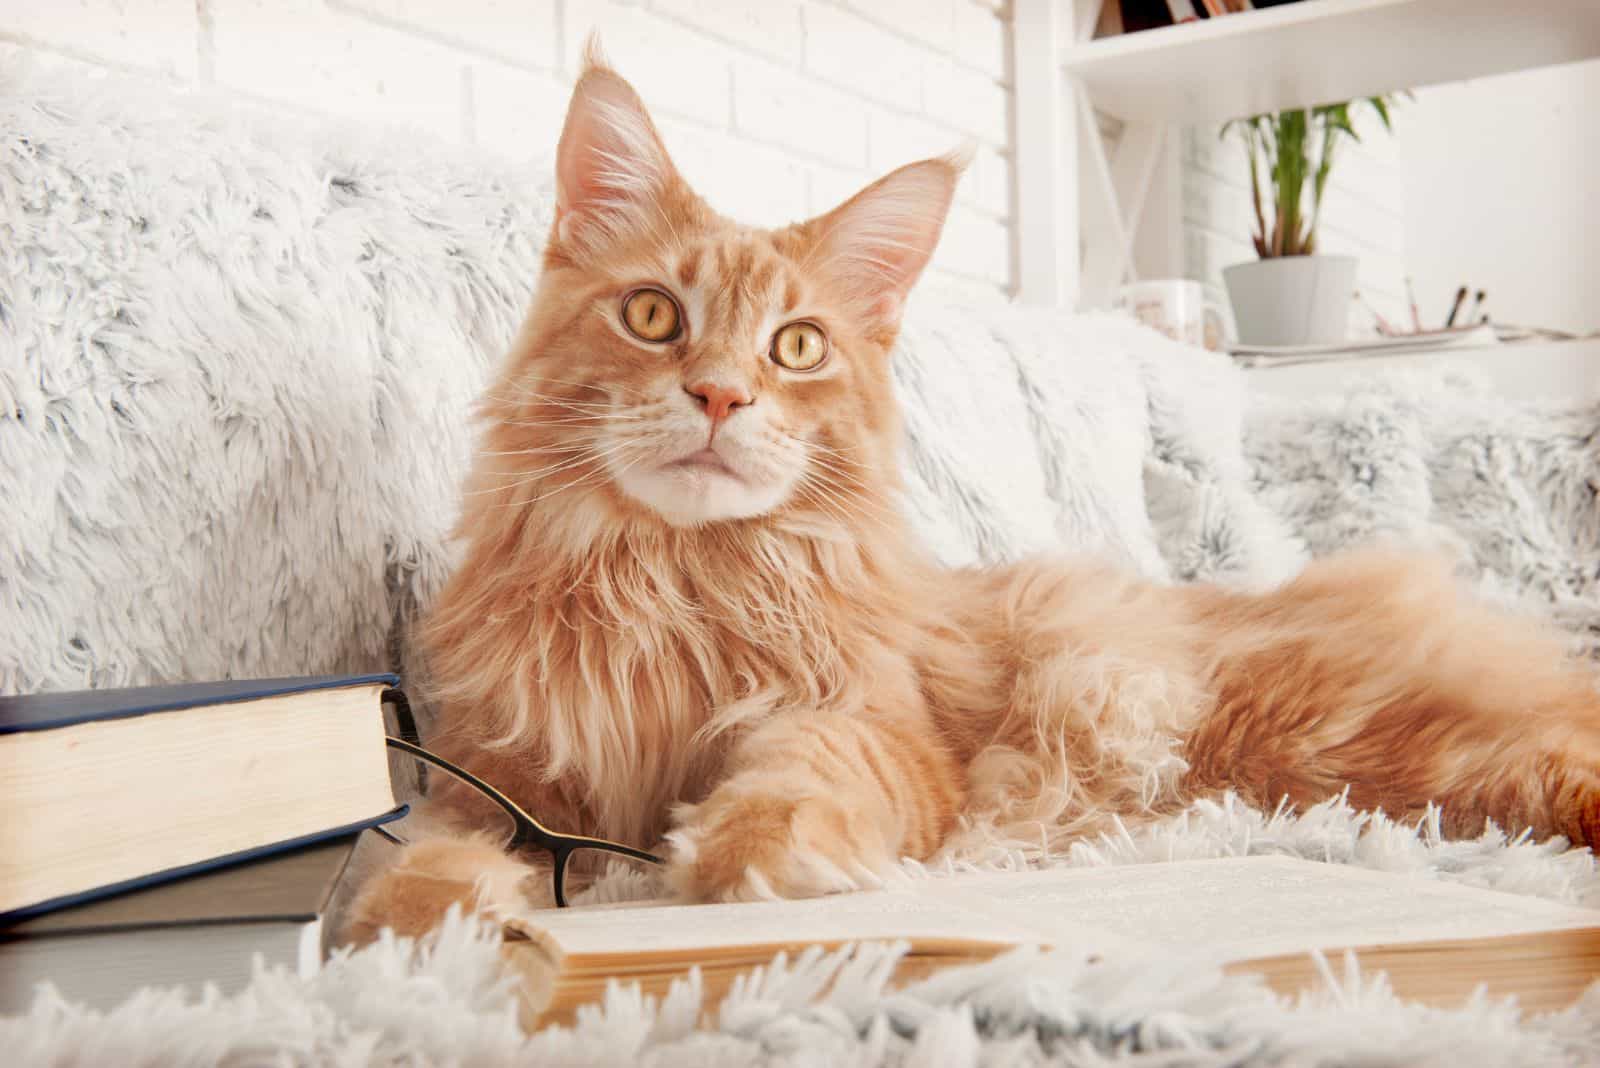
{"left": 806, "top": 154, "right": 964, "bottom": 329}
{"left": 579, "top": 31, "right": 611, "bottom": 75}
{"left": 552, "top": 51, "right": 679, "bottom": 256}
{"left": 942, "top": 142, "right": 977, "bottom": 174}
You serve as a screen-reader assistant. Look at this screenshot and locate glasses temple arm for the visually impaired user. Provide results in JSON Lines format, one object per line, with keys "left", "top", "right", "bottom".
{"left": 380, "top": 734, "right": 665, "bottom": 867}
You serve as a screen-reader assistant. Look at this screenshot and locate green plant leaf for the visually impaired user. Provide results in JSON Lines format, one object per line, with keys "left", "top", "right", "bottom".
{"left": 1218, "top": 95, "right": 1400, "bottom": 259}
{"left": 1369, "top": 95, "right": 1392, "bottom": 131}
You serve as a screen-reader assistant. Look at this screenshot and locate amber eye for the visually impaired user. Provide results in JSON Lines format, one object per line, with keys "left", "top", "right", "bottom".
{"left": 770, "top": 321, "right": 828, "bottom": 372}
{"left": 621, "top": 288, "right": 682, "bottom": 343}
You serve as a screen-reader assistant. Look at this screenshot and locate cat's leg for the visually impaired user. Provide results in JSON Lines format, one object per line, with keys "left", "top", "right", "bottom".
{"left": 938, "top": 558, "right": 1211, "bottom": 848}
{"left": 339, "top": 739, "right": 571, "bottom": 946}
{"left": 665, "top": 710, "right": 965, "bottom": 902}
{"left": 1183, "top": 550, "right": 1600, "bottom": 845}
{"left": 342, "top": 819, "right": 553, "bottom": 946}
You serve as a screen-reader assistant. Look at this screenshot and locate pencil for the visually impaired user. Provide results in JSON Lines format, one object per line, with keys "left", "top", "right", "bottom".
{"left": 1355, "top": 290, "right": 1395, "bottom": 335}
{"left": 1405, "top": 277, "right": 1422, "bottom": 332}
{"left": 1445, "top": 285, "right": 1468, "bottom": 328}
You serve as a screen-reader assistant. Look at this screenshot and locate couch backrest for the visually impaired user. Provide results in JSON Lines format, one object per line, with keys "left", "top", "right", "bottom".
{"left": 0, "top": 61, "right": 1283, "bottom": 694}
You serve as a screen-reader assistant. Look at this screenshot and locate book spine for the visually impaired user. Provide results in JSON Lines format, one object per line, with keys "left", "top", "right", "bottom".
{"left": 1165, "top": 0, "right": 1202, "bottom": 21}
{"left": 1119, "top": 0, "right": 1174, "bottom": 33}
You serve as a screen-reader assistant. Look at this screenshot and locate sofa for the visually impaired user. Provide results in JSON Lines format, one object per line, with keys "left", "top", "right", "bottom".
{"left": 6, "top": 59, "right": 1594, "bottom": 701}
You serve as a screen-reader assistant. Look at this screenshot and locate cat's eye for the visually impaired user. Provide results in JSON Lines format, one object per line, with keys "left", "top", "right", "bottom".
{"left": 621, "top": 287, "right": 683, "bottom": 343}
{"left": 770, "top": 321, "right": 828, "bottom": 372}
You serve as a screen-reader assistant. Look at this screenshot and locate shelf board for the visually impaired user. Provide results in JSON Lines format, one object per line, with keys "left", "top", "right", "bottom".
{"left": 1243, "top": 336, "right": 1600, "bottom": 404}
{"left": 1061, "top": 0, "right": 1600, "bottom": 123}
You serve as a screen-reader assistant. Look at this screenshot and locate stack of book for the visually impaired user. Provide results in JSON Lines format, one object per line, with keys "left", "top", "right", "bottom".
{"left": 0, "top": 675, "right": 404, "bottom": 1012}
{"left": 1107, "top": 0, "right": 1291, "bottom": 35}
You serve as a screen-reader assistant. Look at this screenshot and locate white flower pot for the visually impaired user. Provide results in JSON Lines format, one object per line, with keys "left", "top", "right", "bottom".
{"left": 1222, "top": 254, "right": 1357, "bottom": 347}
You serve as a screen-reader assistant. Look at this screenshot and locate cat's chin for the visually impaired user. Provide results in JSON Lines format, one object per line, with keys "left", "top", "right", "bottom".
{"left": 613, "top": 460, "right": 795, "bottom": 527}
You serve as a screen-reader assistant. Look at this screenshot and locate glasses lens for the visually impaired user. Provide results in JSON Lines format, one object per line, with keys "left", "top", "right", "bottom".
{"left": 560, "top": 846, "right": 662, "bottom": 906}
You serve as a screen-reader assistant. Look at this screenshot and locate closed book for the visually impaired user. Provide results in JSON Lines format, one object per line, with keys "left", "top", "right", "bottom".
{"left": 1119, "top": 0, "right": 1174, "bottom": 32}
{"left": 0, "top": 674, "right": 403, "bottom": 921}
{"left": 1, "top": 834, "right": 360, "bottom": 1012}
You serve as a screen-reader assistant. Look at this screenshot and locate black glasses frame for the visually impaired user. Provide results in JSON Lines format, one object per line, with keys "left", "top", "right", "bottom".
{"left": 378, "top": 689, "right": 662, "bottom": 907}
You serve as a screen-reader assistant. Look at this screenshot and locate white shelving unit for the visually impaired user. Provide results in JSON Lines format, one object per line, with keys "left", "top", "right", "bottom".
{"left": 1010, "top": 0, "right": 1600, "bottom": 308}
{"left": 1243, "top": 337, "right": 1600, "bottom": 405}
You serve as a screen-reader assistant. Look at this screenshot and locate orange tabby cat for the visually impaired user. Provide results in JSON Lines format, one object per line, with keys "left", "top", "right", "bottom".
{"left": 346, "top": 53, "right": 1600, "bottom": 943}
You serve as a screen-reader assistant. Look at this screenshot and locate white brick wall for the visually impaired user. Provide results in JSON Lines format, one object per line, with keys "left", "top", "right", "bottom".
{"left": 0, "top": 0, "right": 1017, "bottom": 296}
{"left": 1180, "top": 108, "right": 1410, "bottom": 338}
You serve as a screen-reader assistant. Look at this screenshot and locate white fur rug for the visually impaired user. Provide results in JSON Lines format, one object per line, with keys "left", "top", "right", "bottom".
{"left": 9, "top": 794, "right": 1600, "bottom": 1065}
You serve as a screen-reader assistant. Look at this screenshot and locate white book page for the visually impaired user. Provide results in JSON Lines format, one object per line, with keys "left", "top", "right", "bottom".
{"left": 919, "top": 857, "right": 1600, "bottom": 961}
{"left": 519, "top": 884, "right": 1051, "bottom": 957}
{"left": 514, "top": 856, "right": 1600, "bottom": 963}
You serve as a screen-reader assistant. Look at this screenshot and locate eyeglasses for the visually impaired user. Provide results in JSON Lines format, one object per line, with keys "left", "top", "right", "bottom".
{"left": 377, "top": 690, "right": 662, "bottom": 908}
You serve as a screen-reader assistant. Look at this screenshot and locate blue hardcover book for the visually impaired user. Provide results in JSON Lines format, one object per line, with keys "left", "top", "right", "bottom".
{"left": 0, "top": 675, "right": 406, "bottom": 924}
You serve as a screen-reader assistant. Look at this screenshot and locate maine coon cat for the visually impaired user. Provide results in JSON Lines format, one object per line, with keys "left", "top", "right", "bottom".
{"left": 347, "top": 52, "right": 1600, "bottom": 942}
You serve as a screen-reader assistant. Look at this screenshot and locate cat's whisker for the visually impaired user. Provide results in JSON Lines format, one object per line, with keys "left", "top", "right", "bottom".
{"left": 800, "top": 463, "right": 873, "bottom": 504}
{"left": 476, "top": 446, "right": 598, "bottom": 460}
{"left": 793, "top": 486, "right": 870, "bottom": 538}
{"left": 806, "top": 457, "right": 883, "bottom": 501}
{"left": 526, "top": 376, "right": 649, "bottom": 396}
{"left": 782, "top": 433, "right": 870, "bottom": 469}
{"left": 474, "top": 439, "right": 613, "bottom": 461}
{"left": 524, "top": 406, "right": 650, "bottom": 417}
{"left": 482, "top": 381, "right": 634, "bottom": 404}
{"left": 802, "top": 460, "right": 893, "bottom": 511}
{"left": 807, "top": 488, "right": 902, "bottom": 539}
{"left": 795, "top": 473, "right": 898, "bottom": 535}
{"left": 806, "top": 453, "right": 872, "bottom": 483}
{"left": 468, "top": 439, "right": 637, "bottom": 497}
{"left": 479, "top": 392, "right": 622, "bottom": 415}
{"left": 493, "top": 415, "right": 649, "bottom": 433}
{"left": 500, "top": 448, "right": 648, "bottom": 511}
{"left": 800, "top": 439, "right": 863, "bottom": 460}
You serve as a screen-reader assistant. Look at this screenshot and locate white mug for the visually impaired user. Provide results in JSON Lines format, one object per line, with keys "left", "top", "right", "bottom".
{"left": 1112, "top": 280, "right": 1231, "bottom": 351}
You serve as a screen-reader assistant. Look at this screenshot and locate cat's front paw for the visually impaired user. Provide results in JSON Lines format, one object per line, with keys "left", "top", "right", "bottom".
{"left": 341, "top": 836, "right": 550, "bottom": 947}
{"left": 664, "top": 788, "right": 895, "bottom": 902}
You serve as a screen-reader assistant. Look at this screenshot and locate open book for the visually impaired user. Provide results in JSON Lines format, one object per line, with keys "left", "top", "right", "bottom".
{"left": 501, "top": 856, "right": 1600, "bottom": 1027}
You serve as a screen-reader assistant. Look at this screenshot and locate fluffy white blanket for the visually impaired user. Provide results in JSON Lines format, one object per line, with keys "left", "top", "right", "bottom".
{"left": 4, "top": 59, "right": 1599, "bottom": 1060}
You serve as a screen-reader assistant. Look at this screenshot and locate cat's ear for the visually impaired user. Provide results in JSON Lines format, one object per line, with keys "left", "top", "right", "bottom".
{"left": 552, "top": 42, "right": 681, "bottom": 255}
{"left": 806, "top": 153, "right": 967, "bottom": 329}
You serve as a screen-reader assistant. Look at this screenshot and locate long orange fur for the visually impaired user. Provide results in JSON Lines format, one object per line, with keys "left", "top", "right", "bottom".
{"left": 345, "top": 53, "right": 1600, "bottom": 943}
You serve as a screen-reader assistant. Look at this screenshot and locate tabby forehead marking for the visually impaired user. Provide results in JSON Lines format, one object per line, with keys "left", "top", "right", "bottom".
{"left": 670, "top": 236, "right": 804, "bottom": 348}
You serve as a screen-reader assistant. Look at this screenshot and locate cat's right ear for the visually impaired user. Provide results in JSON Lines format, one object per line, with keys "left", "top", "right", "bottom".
{"left": 552, "top": 43, "right": 680, "bottom": 256}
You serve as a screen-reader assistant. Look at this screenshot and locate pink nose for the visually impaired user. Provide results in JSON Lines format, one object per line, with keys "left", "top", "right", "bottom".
{"left": 684, "top": 382, "right": 753, "bottom": 431}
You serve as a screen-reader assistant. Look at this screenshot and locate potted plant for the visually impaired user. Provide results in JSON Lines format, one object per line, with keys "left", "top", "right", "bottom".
{"left": 1221, "top": 98, "right": 1396, "bottom": 347}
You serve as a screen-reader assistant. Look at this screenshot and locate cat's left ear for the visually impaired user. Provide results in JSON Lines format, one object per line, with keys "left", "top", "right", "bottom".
{"left": 805, "top": 152, "right": 967, "bottom": 331}
{"left": 552, "top": 43, "right": 682, "bottom": 255}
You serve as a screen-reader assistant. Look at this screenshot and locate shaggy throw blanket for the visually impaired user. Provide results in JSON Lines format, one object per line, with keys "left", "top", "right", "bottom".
{"left": 4, "top": 59, "right": 1600, "bottom": 1063}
